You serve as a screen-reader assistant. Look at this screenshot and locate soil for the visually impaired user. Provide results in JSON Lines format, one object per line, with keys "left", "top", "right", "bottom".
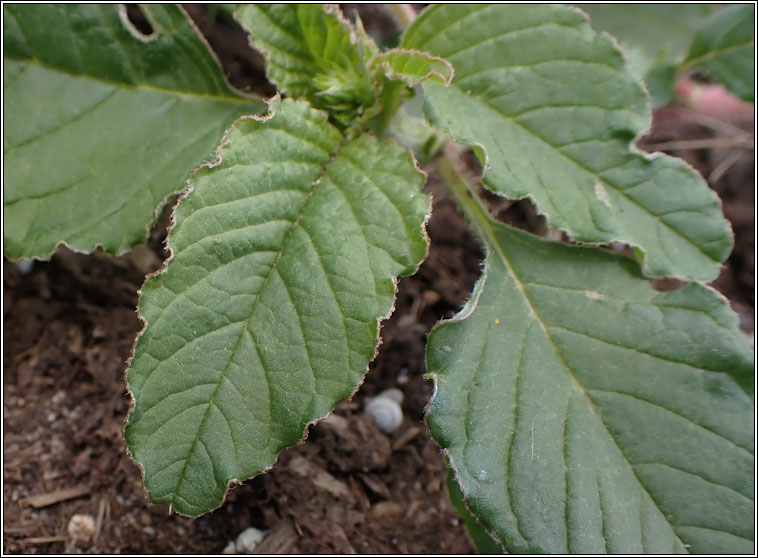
{"left": 3, "top": 5, "right": 754, "bottom": 555}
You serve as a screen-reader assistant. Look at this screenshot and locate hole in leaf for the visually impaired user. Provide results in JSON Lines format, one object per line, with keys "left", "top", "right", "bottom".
{"left": 183, "top": 4, "right": 277, "bottom": 96}
{"left": 651, "top": 277, "right": 687, "bottom": 292}
{"left": 123, "top": 4, "right": 155, "bottom": 38}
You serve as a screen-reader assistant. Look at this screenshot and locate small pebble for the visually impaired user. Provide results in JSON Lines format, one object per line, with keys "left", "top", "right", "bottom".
{"left": 422, "top": 289, "right": 441, "bottom": 305}
{"left": 68, "top": 513, "right": 95, "bottom": 542}
{"left": 396, "top": 367, "right": 409, "bottom": 386}
{"left": 15, "top": 259, "right": 34, "bottom": 275}
{"left": 235, "top": 526, "right": 267, "bottom": 553}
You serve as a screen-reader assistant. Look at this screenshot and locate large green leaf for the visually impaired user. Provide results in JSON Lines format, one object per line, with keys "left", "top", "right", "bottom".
{"left": 426, "top": 164, "right": 754, "bottom": 554}
{"left": 125, "top": 98, "right": 429, "bottom": 516}
{"left": 235, "top": 4, "right": 375, "bottom": 125}
{"left": 573, "top": 4, "right": 714, "bottom": 106}
{"left": 684, "top": 4, "right": 755, "bottom": 102}
{"left": 447, "top": 466, "right": 505, "bottom": 554}
{"left": 3, "top": 4, "right": 263, "bottom": 260}
{"left": 403, "top": 4, "right": 732, "bottom": 282}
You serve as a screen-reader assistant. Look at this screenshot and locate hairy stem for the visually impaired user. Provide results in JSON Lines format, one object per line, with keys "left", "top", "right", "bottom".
{"left": 434, "top": 143, "right": 498, "bottom": 246}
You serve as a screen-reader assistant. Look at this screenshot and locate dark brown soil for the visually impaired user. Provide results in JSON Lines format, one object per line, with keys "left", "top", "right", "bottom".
{"left": 3, "top": 5, "right": 754, "bottom": 555}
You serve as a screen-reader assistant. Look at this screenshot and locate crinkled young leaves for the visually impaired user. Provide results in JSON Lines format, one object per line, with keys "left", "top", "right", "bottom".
{"left": 403, "top": 4, "right": 733, "bottom": 282}
{"left": 3, "top": 4, "right": 263, "bottom": 259}
{"left": 426, "top": 167, "right": 754, "bottom": 553}
{"left": 234, "top": 4, "right": 455, "bottom": 136}
{"left": 235, "top": 4, "right": 375, "bottom": 126}
{"left": 361, "top": 48, "right": 454, "bottom": 133}
{"left": 125, "top": 98, "right": 429, "bottom": 516}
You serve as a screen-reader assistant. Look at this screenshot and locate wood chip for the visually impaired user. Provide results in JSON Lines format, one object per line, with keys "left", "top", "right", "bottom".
{"left": 253, "top": 519, "right": 298, "bottom": 555}
{"left": 23, "top": 536, "right": 68, "bottom": 544}
{"left": 332, "top": 524, "right": 357, "bottom": 554}
{"left": 392, "top": 425, "right": 422, "bottom": 451}
{"left": 289, "top": 456, "right": 354, "bottom": 502}
{"left": 21, "top": 485, "right": 90, "bottom": 508}
{"left": 370, "top": 500, "right": 405, "bottom": 518}
{"left": 4, "top": 525, "right": 39, "bottom": 535}
{"left": 359, "top": 473, "right": 391, "bottom": 499}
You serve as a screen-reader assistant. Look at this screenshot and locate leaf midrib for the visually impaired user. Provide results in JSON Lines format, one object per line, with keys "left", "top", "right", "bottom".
{"left": 480, "top": 220, "right": 689, "bottom": 550}
{"left": 682, "top": 37, "right": 754, "bottom": 70}
{"left": 4, "top": 54, "right": 259, "bottom": 106}
{"left": 166, "top": 143, "right": 343, "bottom": 508}
{"left": 441, "top": 156, "right": 691, "bottom": 549}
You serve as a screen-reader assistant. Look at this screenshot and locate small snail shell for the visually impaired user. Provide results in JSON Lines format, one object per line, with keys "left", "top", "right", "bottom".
{"left": 365, "top": 388, "right": 404, "bottom": 434}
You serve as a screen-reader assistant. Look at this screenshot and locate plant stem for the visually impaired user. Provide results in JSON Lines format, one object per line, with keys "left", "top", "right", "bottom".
{"left": 385, "top": 4, "right": 495, "bottom": 244}
{"left": 387, "top": 4, "right": 418, "bottom": 29}
{"left": 434, "top": 143, "right": 496, "bottom": 245}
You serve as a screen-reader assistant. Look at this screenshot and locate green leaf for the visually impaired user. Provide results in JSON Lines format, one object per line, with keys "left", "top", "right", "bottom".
{"left": 371, "top": 48, "right": 454, "bottom": 88}
{"left": 447, "top": 466, "right": 505, "bottom": 554}
{"left": 235, "top": 4, "right": 375, "bottom": 125}
{"left": 125, "top": 98, "right": 430, "bottom": 516}
{"left": 403, "top": 4, "right": 733, "bottom": 282}
{"left": 575, "top": 4, "right": 712, "bottom": 72}
{"left": 3, "top": 4, "right": 263, "bottom": 259}
{"left": 573, "top": 4, "right": 714, "bottom": 107}
{"left": 361, "top": 49, "right": 454, "bottom": 136}
{"left": 426, "top": 165, "right": 754, "bottom": 554}
{"left": 684, "top": 5, "right": 755, "bottom": 102}
{"left": 384, "top": 92, "right": 450, "bottom": 164}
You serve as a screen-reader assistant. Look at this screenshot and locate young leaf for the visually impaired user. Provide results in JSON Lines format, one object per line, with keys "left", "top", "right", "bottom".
{"left": 427, "top": 160, "right": 754, "bottom": 554}
{"left": 3, "top": 4, "right": 263, "bottom": 259}
{"left": 361, "top": 48, "right": 454, "bottom": 135}
{"left": 125, "top": 98, "right": 429, "bottom": 516}
{"left": 370, "top": 49, "right": 453, "bottom": 88}
{"left": 403, "top": 4, "right": 733, "bottom": 282}
{"left": 683, "top": 4, "right": 755, "bottom": 102}
{"left": 235, "top": 4, "right": 375, "bottom": 125}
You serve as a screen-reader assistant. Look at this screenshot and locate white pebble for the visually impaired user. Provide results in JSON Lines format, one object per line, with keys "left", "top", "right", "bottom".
{"left": 235, "top": 526, "right": 267, "bottom": 553}
{"left": 15, "top": 259, "right": 34, "bottom": 275}
{"left": 68, "top": 513, "right": 95, "bottom": 542}
{"left": 365, "top": 388, "right": 404, "bottom": 434}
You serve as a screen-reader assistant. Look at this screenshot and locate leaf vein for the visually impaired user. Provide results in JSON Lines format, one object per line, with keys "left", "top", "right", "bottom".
{"left": 588, "top": 388, "right": 752, "bottom": 456}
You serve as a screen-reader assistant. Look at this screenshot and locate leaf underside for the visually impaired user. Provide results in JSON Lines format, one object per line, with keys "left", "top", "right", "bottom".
{"left": 426, "top": 215, "right": 754, "bottom": 554}
{"left": 685, "top": 4, "right": 755, "bottom": 103}
{"left": 403, "top": 4, "right": 733, "bottom": 281}
{"left": 125, "top": 98, "right": 429, "bottom": 516}
{"left": 3, "top": 4, "right": 262, "bottom": 259}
